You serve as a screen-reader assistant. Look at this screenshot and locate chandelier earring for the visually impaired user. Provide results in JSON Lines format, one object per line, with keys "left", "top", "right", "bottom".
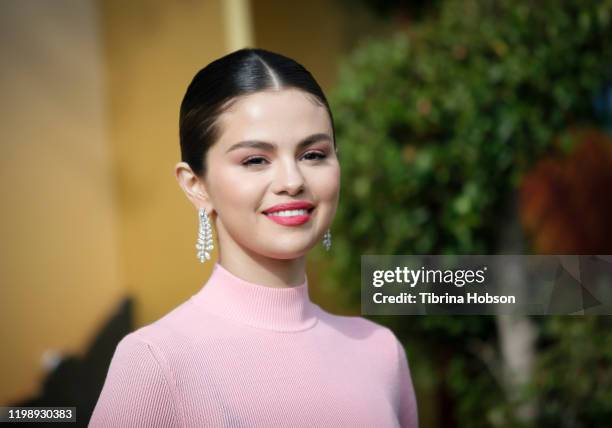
{"left": 322, "top": 228, "right": 332, "bottom": 251}
{"left": 196, "top": 208, "right": 214, "bottom": 263}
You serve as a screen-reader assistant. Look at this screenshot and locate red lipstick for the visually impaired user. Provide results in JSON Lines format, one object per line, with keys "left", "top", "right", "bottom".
{"left": 262, "top": 201, "right": 315, "bottom": 226}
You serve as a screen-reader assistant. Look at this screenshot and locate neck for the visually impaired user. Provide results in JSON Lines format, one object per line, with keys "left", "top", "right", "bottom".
{"left": 190, "top": 261, "right": 318, "bottom": 332}
{"left": 217, "top": 242, "right": 306, "bottom": 289}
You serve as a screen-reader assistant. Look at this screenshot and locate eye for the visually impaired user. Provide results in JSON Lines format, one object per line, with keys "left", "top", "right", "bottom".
{"left": 241, "top": 156, "right": 268, "bottom": 167}
{"left": 302, "top": 151, "right": 327, "bottom": 161}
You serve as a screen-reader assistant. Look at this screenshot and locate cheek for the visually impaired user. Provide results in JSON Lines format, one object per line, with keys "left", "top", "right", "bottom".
{"left": 211, "top": 168, "right": 262, "bottom": 211}
{"left": 309, "top": 164, "right": 341, "bottom": 200}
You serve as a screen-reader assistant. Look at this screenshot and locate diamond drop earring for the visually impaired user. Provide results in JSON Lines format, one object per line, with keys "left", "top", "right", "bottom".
{"left": 322, "top": 228, "right": 332, "bottom": 251}
{"left": 196, "top": 208, "right": 214, "bottom": 263}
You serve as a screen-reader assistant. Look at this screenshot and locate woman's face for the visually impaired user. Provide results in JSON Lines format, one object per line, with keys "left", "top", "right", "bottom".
{"left": 201, "top": 88, "right": 340, "bottom": 260}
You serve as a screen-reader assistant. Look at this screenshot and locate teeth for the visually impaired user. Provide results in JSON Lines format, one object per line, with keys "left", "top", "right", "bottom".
{"left": 267, "top": 209, "right": 309, "bottom": 217}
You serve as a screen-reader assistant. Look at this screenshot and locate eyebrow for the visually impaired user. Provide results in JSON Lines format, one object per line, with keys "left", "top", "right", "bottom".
{"left": 225, "top": 133, "right": 332, "bottom": 154}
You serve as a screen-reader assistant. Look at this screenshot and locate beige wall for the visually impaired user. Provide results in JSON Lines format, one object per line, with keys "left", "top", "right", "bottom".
{"left": 0, "top": 0, "right": 122, "bottom": 404}
{"left": 252, "top": 0, "right": 392, "bottom": 92}
{"left": 0, "top": 0, "right": 231, "bottom": 405}
{"left": 100, "top": 0, "right": 228, "bottom": 328}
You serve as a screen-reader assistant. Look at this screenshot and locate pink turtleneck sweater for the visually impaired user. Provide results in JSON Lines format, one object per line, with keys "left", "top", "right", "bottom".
{"left": 89, "top": 262, "right": 418, "bottom": 427}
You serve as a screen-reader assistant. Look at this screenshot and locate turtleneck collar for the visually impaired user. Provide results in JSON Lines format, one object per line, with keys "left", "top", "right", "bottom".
{"left": 189, "top": 262, "right": 318, "bottom": 332}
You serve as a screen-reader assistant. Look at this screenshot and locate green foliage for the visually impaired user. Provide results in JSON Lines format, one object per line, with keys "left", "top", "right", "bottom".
{"left": 534, "top": 316, "right": 612, "bottom": 424}
{"left": 316, "top": 0, "right": 612, "bottom": 426}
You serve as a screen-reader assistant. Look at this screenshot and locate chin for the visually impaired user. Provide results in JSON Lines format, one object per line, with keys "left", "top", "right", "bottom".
{"left": 259, "top": 246, "right": 311, "bottom": 260}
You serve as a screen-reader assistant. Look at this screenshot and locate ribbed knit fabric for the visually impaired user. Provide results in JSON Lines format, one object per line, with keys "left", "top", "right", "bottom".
{"left": 89, "top": 262, "right": 418, "bottom": 427}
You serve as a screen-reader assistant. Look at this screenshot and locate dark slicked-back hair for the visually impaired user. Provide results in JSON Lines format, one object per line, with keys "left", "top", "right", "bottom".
{"left": 179, "top": 48, "right": 335, "bottom": 178}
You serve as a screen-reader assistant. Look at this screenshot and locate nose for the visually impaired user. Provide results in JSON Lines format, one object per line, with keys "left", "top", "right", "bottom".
{"left": 271, "top": 157, "right": 305, "bottom": 195}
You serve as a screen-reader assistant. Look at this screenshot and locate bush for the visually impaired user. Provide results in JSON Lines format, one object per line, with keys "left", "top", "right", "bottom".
{"left": 318, "top": 0, "right": 612, "bottom": 426}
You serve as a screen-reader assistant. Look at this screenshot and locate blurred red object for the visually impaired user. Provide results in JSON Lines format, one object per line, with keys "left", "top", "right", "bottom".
{"left": 520, "top": 128, "right": 612, "bottom": 253}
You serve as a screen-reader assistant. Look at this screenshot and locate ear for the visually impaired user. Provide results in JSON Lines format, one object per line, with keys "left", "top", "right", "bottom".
{"left": 174, "top": 162, "right": 214, "bottom": 213}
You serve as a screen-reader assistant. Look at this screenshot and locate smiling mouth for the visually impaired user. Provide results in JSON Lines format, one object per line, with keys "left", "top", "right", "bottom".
{"left": 263, "top": 208, "right": 315, "bottom": 217}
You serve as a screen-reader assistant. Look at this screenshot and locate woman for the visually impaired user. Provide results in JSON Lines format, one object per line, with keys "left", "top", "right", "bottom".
{"left": 89, "top": 48, "right": 418, "bottom": 428}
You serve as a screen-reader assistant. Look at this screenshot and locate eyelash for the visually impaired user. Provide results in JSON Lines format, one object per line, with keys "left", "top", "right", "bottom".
{"left": 241, "top": 151, "right": 327, "bottom": 167}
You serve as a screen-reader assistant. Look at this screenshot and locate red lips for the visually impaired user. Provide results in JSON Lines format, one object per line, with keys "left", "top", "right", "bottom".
{"left": 262, "top": 201, "right": 314, "bottom": 214}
